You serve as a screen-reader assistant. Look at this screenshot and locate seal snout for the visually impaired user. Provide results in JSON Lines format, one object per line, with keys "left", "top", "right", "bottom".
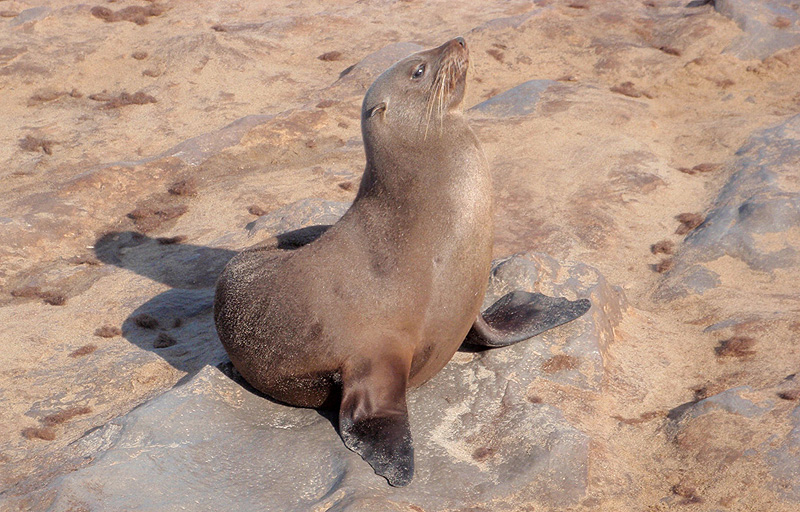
{"left": 440, "top": 37, "right": 468, "bottom": 60}
{"left": 434, "top": 38, "right": 468, "bottom": 98}
{"left": 441, "top": 37, "right": 469, "bottom": 70}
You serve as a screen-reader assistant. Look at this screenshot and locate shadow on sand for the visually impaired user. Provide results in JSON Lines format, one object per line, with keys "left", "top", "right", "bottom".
{"left": 93, "top": 225, "right": 340, "bottom": 426}
{"left": 92, "top": 226, "right": 330, "bottom": 374}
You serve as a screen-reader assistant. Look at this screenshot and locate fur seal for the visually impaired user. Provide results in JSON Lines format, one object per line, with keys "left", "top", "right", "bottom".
{"left": 214, "top": 37, "right": 590, "bottom": 486}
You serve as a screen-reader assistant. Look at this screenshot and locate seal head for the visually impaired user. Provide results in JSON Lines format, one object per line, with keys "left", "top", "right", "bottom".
{"left": 362, "top": 37, "right": 468, "bottom": 141}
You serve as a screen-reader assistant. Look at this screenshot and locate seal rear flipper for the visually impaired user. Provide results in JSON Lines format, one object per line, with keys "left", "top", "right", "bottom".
{"left": 339, "top": 352, "right": 414, "bottom": 487}
{"left": 464, "top": 290, "right": 591, "bottom": 348}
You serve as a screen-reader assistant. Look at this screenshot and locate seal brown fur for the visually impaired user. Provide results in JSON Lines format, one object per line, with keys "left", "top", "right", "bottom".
{"left": 214, "top": 38, "right": 589, "bottom": 486}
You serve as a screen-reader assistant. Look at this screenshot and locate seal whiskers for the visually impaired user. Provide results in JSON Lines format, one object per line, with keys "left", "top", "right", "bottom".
{"left": 423, "top": 42, "right": 468, "bottom": 139}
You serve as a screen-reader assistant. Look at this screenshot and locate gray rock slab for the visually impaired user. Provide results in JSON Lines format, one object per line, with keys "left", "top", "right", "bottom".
{"left": 470, "top": 7, "right": 548, "bottom": 33}
{"left": 24, "top": 253, "right": 623, "bottom": 511}
{"left": 36, "top": 363, "right": 585, "bottom": 511}
{"left": 666, "top": 382, "right": 800, "bottom": 504}
{"left": 160, "top": 114, "right": 274, "bottom": 166}
{"left": 483, "top": 253, "right": 626, "bottom": 391}
{"left": 768, "top": 404, "right": 800, "bottom": 502}
{"left": 655, "top": 113, "right": 800, "bottom": 300}
{"left": 469, "top": 80, "right": 558, "bottom": 118}
{"left": 247, "top": 198, "right": 351, "bottom": 238}
{"left": 668, "top": 386, "right": 773, "bottom": 424}
{"left": 766, "top": 373, "right": 800, "bottom": 502}
{"left": 714, "top": 0, "right": 800, "bottom": 60}
{"left": 41, "top": 367, "right": 349, "bottom": 512}
{"left": 9, "top": 6, "right": 51, "bottom": 27}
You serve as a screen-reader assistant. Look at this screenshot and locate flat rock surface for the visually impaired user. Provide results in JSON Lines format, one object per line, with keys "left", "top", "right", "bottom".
{"left": 21, "top": 251, "right": 619, "bottom": 512}
{"left": 656, "top": 113, "right": 800, "bottom": 300}
{"left": 2, "top": 1, "right": 800, "bottom": 510}
{"left": 714, "top": 0, "right": 800, "bottom": 59}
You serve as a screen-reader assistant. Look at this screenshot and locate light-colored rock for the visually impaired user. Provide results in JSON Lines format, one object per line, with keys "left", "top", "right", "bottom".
{"left": 483, "top": 253, "right": 626, "bottom": 391}
{"left": 469, "top": 80, "right": 559, "bottom": 118}
{"left": 666, "top": 382, "right": 800, "bottom": 505}
{"left": 247, "top": 198, "right": 350, "bottom": 238}
{"left": 656, "top": 114, "right": 800, "bottom": 300}
{"left": 715, "top": 0, "right": 800, "bottom": 59}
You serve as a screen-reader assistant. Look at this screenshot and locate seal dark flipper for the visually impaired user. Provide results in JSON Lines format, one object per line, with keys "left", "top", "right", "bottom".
{"left": 339, "top": 352, "right": 414, "bottom": 487}
{"left": 465, "top": 290, "right": 591, "bottom": 348}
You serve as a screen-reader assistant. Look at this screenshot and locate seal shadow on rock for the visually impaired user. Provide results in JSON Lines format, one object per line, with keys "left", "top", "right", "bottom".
{"left": 214, "top": 38, "right": 591, "bottom": 487}
{"left": 92, "top": 227, "right": 330, "bottom": 374}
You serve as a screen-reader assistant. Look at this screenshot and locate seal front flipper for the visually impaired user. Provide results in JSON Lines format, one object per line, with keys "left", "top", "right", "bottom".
{"left": 339, "top": 351, "right": 414, "bottom": 487}
{"left": 464, "top": 290, "right": 591, "bottom": 348}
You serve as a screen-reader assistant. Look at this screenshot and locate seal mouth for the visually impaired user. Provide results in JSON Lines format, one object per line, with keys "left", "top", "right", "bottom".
{"left": 424, "top": 38, "right": 469, "bottom": 136}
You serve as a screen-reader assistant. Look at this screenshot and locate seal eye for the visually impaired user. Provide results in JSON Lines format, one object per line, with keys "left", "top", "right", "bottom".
{"left": 411, "top": 64, "right": 425, "bottom": 79}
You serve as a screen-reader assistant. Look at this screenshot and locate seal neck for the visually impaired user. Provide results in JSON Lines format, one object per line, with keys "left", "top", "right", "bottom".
{"left": 356, "top": 118, "right": 486, "bottom": 207}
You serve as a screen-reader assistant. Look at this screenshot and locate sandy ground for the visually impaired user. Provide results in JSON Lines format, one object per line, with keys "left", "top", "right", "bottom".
{"left": 2, "top": 0, "right": 800, "bottom": 510}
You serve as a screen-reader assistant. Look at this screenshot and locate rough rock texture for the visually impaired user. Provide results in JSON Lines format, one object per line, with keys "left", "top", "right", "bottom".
{"left": 714, "top": 0, "right": 800, "bottom": 59}
{"left": 26, "top": 361, "right": 585, "bottom": 511}
{"left": 247, "top": 198, "right": 350, "bottom": 238}
{"left": 665, "top": 381, "right": 800, "bottom": 507}
{"left": 469, "top": 80, "right": 559, "bottom": 117}
{"left": 656, "top": 113, "right": 800, "bottom": 300}
{"left": 22, "top": 247, "right": 622, "bottom": 512}
{"left": 483, "top": 253, "right": 625, "bottom": 391}
{"left": 2, "top": 1, "right": 800, "bottom": 510}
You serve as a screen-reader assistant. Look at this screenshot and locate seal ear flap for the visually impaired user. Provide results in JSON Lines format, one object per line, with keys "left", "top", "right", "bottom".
{"left": 339, "top": 350, "right": 414, "bottom": 487}
{"left": 366, "top": 101, "right": 387, "bottom": 119}
{"left": 464, "top": 290, "right": 591, "bottom": 348}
